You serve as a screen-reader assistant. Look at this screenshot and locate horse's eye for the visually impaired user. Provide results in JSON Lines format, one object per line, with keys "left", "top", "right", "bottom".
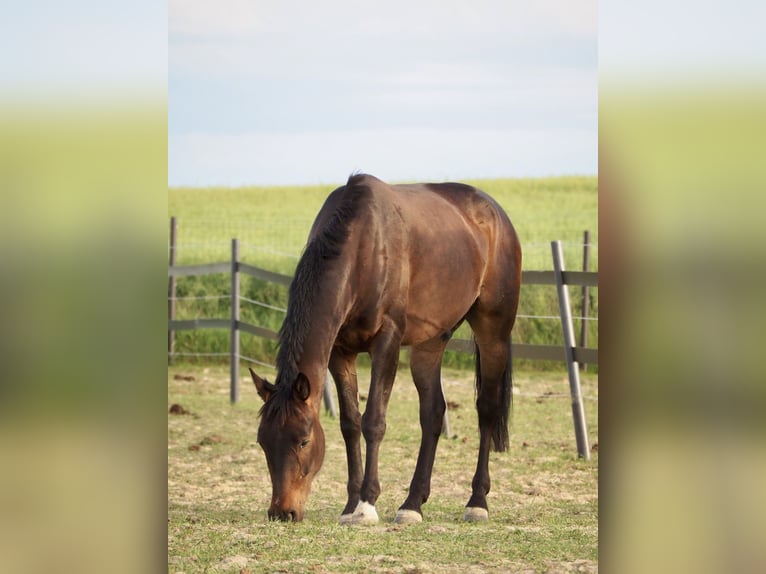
{"left": 300, "top": 439, "right": 309, "bottom": 449}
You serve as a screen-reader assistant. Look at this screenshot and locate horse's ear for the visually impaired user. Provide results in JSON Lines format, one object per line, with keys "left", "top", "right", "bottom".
{"left": 293, "top": 373, "right": 311, "bottom": 402}
{"left": 250, "top": 368, "right": 276, "bottom": 402}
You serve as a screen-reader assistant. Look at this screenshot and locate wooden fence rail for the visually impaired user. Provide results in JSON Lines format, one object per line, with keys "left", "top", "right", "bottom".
{"left": 167, "top": 267, "right": 599, "bottom": 363}
{"left": 166, "top": 267, "right": 598, "bottom": 360}
{"left": 167, "top": 230, "right": 598, "bottom": 458}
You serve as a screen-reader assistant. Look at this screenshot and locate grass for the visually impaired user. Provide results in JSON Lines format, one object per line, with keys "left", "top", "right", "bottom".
{"left": 168, "top": 176, "right": 598, "bottom": 272}
{"left": 167, "top": 176, "right": 598, "bottom": 370}
{"left": 168, "top": 364, "right": 598, "bottom": 573}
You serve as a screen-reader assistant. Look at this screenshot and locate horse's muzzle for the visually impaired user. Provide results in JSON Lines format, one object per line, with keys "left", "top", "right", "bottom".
{"left": 268, "top": 508, "right": 302, "bottom": 522}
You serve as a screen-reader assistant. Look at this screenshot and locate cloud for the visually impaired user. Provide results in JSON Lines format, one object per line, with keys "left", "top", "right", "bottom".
{"left": 371, "top": 66, "right": 597, "bottom": 112}
{"left": 169, "top": 1, "right": 597, "bottom": 185}
{"left": 2, "top": 1, "right": 166, "bottom": 96}
{"left": 601, "top": 0, "right": 766, "bottom": 81}
{"left": 169, "top": 0, "right": 597, "bottom": 89}
{"left": 170, "top": 0, "right": 596, "bottom": 41}
{"left": 169, "top": 0, "right": 261, "bottom": 37}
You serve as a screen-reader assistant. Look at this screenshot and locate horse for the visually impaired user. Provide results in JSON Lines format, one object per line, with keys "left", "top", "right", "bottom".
{"left": 249, "top": 173, "right": 521, "bottom": 524}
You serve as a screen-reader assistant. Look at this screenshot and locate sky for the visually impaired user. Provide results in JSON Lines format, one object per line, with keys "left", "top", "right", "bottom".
{"left": 2, "top": 1, "right": 763, "bottom": 187}
{"left": 0, "top": 1, "right": 166, "bottom": 103}
{"left": 168, "top": 0, "right": 598, "bottom": 186}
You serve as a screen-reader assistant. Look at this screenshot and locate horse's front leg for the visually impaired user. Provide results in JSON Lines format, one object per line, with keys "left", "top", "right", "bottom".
{"left": 394, "top": 343, "right": 447, "bottom": 524}
{"left": 348, "top": 324, "right": 401, "bottom": 525}
{"left": 328, "top": 349, "right": 363, "bottom": 524}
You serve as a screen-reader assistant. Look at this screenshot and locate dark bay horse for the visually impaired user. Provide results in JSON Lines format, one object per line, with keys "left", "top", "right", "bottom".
{"left": 250, "top": 173, "right": 521, "bottom": 524}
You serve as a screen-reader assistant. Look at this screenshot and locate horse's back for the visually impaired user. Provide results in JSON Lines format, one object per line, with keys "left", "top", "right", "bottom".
{"left": 356, "top": 175, "right": 511, "bottom": 239}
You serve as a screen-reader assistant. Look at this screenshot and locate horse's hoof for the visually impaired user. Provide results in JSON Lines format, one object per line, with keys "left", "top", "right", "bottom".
{"left": 347, "top": 501, "right": 379, "bottom": 525}
{"left": 338, "top": 514, "right": 354, "bottom": 525}
{"left": 394, "top": 509, "right": 423, "bottom": 524}
{"left": 464, "top": 507, "right": 489, "bottom": 522}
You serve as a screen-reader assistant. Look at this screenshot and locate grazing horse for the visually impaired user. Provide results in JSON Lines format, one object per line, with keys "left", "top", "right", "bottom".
{"left": 250, "top": 173, "right": 521, "bottom": 524}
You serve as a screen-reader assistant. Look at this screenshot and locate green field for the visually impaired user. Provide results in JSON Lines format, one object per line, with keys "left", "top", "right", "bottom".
{"left": 168, "top": 176, "right": 597, "bottom": 271}
{"left": 167, "top": 176, "right": 598, "bottom": 370}
{"left": 168, "top": 364, "right": 598, "bottom": 573}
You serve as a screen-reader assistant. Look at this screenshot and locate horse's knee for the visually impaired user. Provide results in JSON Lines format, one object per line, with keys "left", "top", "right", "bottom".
{"left": 340, "top": 411, "right": 361, "bottom": 440}
{"left": 361, "top": 412, "right": 386, "bottom": 442}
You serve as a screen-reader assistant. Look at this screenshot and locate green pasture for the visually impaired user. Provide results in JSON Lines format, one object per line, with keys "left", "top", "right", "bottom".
{"left": 168, "top": 364, "right": 598, "bottom": 573}
{"left": 168, "top": 176, "right": 597, "bottom": 271}
{"left": 167, "top": 176, "right": 598, "bottom": 370}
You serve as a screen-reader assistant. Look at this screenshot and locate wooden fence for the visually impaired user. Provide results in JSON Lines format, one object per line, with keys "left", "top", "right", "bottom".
{"left": 167, "top": 219, "right": 598, "bottom": 458}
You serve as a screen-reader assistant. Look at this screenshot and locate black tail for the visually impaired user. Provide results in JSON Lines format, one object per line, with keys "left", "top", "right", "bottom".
{"left": 474, "top": 338, "right": 513, "bottom": 452}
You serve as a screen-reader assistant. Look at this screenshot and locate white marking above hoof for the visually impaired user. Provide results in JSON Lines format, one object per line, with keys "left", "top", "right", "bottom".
{"left": 348, "top": 501, "right": 379, "bottom": 525}
{"left": 394, "top": 509, "right": 423, "bottom": 524}
{"left": 464, "top": 507, "right": 489, "bottom": 522}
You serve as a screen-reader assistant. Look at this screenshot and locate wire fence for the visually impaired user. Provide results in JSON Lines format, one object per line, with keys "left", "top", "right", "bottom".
{"left": 168, "top": 216, "right": 597, "bottom": 270}
{"left": 168, "top": 219, "right": 599, "bottom": 402}
{"left": 167, "top": 223, "right": 599, "bottom": 369}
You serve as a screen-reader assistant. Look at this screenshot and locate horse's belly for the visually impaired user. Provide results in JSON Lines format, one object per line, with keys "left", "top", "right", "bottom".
{"left": 401, "top": 287, "right": 478, "bottom": 345}
{"left": 400, "top": 240, "right": 483, "bottom": 344}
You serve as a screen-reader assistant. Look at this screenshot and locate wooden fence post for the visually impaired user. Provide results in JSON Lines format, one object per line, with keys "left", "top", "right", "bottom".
{"left": 323, "top": 372, "right": 338, "bottom": 418}
{"left": 551, "top": 240, "right": 591, "bottom": 460}
{"left": 230, "top": 239, "right": 240, "bottom": 404}
{"left": 441, "top": 383, "right": 451, "bottom": 438}
{"left": 580, "top": 230, "right": 591, "bottom": 370}
{"left": 168, "top": 217, "right": 177, "bottom": 364}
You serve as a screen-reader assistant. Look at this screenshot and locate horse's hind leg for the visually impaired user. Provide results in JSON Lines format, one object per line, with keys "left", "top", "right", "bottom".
{"left": 328, "top": 349, "right": 363, "bottom": 524}
{"left": 395, "top": 342, "right": 448, "bottom": 524}
{"left": 465, "top": 314, "right": 514, "bottom": 522}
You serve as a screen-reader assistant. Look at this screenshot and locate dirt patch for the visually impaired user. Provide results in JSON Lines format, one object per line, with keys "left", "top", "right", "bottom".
{"left": 212, "top": 555, "right": 249, "bottom": 571}
{"left": 169, "top": 403, "right": 191, "bottom": 415}
{"left": 198, "top": 434, "right": 225, "bottom": 446}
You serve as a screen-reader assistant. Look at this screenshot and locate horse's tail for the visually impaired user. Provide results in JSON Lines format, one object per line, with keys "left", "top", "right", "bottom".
{"left": 474, "top": 338, "right": 513, "bottom": 452}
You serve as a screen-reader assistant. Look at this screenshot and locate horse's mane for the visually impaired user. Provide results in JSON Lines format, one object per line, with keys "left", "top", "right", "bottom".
{"left": 260, "top": 174, "right": 371, "bottom": 421}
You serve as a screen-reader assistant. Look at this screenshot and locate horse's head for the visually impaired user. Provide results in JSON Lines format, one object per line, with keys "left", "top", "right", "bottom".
{"left": 249, "top": 368, "right": 325, "bottom": 522}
